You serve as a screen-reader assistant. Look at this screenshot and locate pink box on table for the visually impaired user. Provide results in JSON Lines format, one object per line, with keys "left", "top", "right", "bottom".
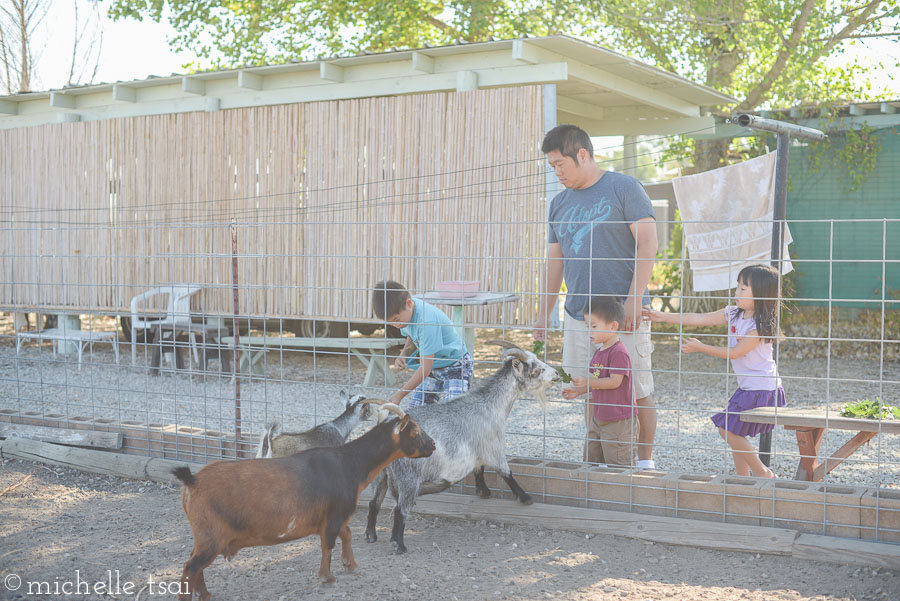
{"left": 436, "top": 280, "right": 480, "bottom": 298}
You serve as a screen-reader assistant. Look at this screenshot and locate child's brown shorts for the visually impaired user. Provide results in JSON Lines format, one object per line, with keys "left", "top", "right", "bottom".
{"left": 585, "top": 416, "right": 640, "bottom": 467}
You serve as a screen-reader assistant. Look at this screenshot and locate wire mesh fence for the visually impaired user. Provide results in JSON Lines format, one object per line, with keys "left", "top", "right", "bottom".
{"left": 1, "top": 143, "right": 898, "bottom": 544}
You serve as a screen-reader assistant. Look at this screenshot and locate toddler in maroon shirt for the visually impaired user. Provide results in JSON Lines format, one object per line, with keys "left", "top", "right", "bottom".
{"left": 562, "top": 297, "right": 639, "bottom": 466}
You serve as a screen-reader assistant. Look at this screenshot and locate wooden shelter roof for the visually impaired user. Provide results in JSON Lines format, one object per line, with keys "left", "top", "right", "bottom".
{"left": 0, "top": 35, "right": 735, "bottom": 136}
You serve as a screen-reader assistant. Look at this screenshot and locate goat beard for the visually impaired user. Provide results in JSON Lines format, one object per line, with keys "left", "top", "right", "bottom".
{"left": 532, "top": 387, "right": 548, "bottom": 410}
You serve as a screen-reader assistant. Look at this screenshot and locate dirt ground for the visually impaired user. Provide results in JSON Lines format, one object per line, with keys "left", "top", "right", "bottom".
{"left": 1, "top": 459, "right": 897, "bottom": 601}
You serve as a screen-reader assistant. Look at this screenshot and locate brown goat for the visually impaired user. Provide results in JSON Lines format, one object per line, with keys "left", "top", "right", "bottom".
{"left": 172, "top": 404, "right": 435, "bottom": 600}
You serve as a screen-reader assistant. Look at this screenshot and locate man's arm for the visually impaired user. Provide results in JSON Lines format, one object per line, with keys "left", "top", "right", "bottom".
{"left": 533, "top": 242, "right": 565, "bottom": 341}
{"left": 625, "top": 217, "right": 658, "bottom": 330}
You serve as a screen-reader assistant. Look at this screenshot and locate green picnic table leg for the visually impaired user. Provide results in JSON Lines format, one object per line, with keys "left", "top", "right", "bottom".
{"left": 352, "top": 349, "right": 396, "bottom": 387}
{"left": 451, "top": 306, "right": 474, "bottom": 354}
{"left": 238, "top": 348, "right": 266, "bottom": 375}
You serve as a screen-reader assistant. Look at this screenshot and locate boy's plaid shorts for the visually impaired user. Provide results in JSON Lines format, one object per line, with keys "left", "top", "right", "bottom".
{"left": 407, "top": 352, "right": 473, "bottom": 408}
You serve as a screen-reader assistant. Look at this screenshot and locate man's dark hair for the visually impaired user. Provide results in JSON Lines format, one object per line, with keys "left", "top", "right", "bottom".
{"left": 583, "top": 296, "right": 625, "bottom": 330}
{"left": 541, "top": 124, "right": 593, "bottom": 165}
{"left": 372, "top": 280, "right": 411, "bottom": 320}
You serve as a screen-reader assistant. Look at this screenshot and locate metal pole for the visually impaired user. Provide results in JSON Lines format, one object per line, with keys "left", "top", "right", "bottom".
{"left": 733, "top": 114, "right": 825, "bottom": 467}
{"left": 758, "top": 131, "right": 790, "bottom": 466}
{"left": 231, "top": 219, "right": 242, "bottom": 453}
{"left": 543, "top": 84, "right": 561, "bottom": 330}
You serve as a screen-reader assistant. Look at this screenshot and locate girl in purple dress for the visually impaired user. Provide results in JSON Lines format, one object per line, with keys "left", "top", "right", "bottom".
{"left": 645, "top": 264, "right": 784, "bottom": 478}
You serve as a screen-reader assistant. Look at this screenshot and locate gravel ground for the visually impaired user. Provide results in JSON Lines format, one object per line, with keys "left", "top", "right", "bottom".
{"left": 1, "top": 459, "right": 898, "bottom": 601}
{"left": 1, "top": 322, "right": 898, "bottom": 488}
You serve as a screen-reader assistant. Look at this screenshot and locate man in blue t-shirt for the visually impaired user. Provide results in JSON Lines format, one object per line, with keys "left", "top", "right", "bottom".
{"left": 372, "top": 280, "right": 473, "bottom": 408}
{"left": 533, "top": 125, "right": 659, "bottom": 469}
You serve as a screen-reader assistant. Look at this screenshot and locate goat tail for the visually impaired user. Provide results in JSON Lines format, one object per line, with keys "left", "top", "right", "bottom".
{"left": 255, "top": 423, "right": 279, "bottom": 458}
{"left": 172, "top": 466, "right": 196, "bottom": 487}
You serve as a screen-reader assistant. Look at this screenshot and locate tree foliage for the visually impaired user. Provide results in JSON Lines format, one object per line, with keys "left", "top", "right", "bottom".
{"left": 109, "top": 1, "right": 898, "bottom": 111}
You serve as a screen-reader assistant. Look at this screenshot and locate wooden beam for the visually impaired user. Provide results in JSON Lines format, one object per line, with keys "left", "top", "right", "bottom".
{"left": 0, "top": 436, "right": 204, "bottom": 484}
{"left": 238, "top": 71, "right": 264, "bottom": 90}
{"left": 566, "top": 115, "right": 715, "bottom": 136}
{"left": 849, "top": 105, "right": 866, "bottom": 116}
{"left": 0, "top": 99, "right": 16, "bottom": 115}
{"left": 0, "top": 63, "right": 568, "bottom": 130}
{"left": 456, "top": 70, "right": 478, "bottom": 92}
{"left": 112, "top": 84, "right": 136, "bottom": 102}
{"left": 205, "top": 97, "right": 221, "bottom": 112}
{"left": 49, "top": 92, "right": 76, "bottom": 109}
{"left": 182, "top": 77, "right": 206, "bottom": 95}
{"left": 557, "top": 96, "right": 603, "bottom": 119}
{"left": 0, "top": 423, "right": 122, "bottom": 449}
{"left": 511, "top": 39, "right": 541, "bottom": 64}
{"left": 411, "top": 51, "right": 435, "bottom": 73}
{"left": 56, "top": 113, "right": 80, "bottom": 123}
{"left": 881, "top": 102, "right": 897, "bottom": 114}
{"left": 320, "top": 62, "right": 344, "bottom": 82}
{"left": 793, "top": 534, "right": 900, "bottom": 570}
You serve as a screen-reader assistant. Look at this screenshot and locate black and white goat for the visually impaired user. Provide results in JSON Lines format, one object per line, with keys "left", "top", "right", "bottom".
{"left": 256, "top": 390, "right": 378, "bottom": 458}
{"left": 364, "top": 341, "right": 559, "bottom": 553}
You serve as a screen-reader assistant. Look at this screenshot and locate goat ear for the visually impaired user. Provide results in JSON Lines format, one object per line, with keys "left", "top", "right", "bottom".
{"left": 507, "top": 357, "right": 523, "bottom": 373}
{"left": 340, "top": 389, "right": 350, "bottom": 406}
{"left": 395, "top": 414, "right": 410, "bottom": 433}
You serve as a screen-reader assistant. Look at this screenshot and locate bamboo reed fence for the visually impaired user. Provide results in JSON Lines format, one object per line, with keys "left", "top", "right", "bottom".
{"left": 0, "top": 86, "right": 547, "bottom": 326}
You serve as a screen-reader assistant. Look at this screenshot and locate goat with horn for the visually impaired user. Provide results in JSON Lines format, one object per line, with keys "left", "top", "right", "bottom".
{"left": 365, "top": 340, "right": 559, "bottom": 554}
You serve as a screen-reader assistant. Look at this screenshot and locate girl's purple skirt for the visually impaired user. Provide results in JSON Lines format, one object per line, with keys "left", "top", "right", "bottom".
{"left": 711, "top": 386, "right": 786, "bottom": 437}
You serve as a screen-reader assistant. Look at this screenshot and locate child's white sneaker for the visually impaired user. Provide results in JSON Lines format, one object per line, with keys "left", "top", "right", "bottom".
{"left": 636, "top": 459, "right": 656, "bottom": 470}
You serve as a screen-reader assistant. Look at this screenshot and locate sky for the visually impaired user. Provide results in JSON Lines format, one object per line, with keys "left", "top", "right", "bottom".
{"left": 27, "top": 2, "right": 900, "bottom": 100}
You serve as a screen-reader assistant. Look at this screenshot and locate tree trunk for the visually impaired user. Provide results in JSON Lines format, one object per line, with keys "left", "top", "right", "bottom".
{"left": 16, "top": 0, "right": 29, "bottom": 92}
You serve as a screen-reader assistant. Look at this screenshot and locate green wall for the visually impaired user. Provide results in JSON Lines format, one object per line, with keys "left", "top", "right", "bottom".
{"left": 786, "top": 128, "right": 900, "bottom": 309}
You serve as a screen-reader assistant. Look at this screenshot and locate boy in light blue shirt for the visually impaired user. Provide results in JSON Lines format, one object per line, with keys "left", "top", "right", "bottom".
{"left": 372, "top": 280, "right": 473, "bottom": 408}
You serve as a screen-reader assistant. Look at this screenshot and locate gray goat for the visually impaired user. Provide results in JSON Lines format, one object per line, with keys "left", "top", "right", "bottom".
{"left": 364, "top": 340, "right": 559, "bottom": 553}
{"left": 255, "top": 390, "right": 380, "bottom": 458}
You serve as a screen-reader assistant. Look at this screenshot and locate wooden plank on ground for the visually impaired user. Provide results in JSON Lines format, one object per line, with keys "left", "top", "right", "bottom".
{"left": 0, "top": 437, "right": 204, "bottom": 483}
{"left": 360, "top": 490, "right": 799, "bottom": 556}
{"left": 793, "top": 534, "right": 900, "bottom": 570}
{"left": 0, "top": 423, "right": 123, "bottom": 449}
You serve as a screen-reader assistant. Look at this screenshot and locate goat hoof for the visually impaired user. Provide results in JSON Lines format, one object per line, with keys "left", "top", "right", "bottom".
{"left": 391, "top": 542, "right": 407, "bottom": 555}
{"left": 365, "top": 531, "right": 377, "bottom": 543}
{"left": 476, "top": 488, "right": 491, "bottom": 499}
{"left": 319, "top": 574, "right": 336, "bottom": 585}
{"left": 518, "top": 495, "right": 534, "bottom": 506}
{"left": 343, "top": 560, "right": 358, "bottom": 572}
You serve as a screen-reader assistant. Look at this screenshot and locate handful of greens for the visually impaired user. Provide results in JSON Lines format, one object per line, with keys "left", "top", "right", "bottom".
{"left": 531, "top": 340, "right": 572, "bottom": 383}
{"left": 840, "top": 398, "right": 900, "bottom": 420}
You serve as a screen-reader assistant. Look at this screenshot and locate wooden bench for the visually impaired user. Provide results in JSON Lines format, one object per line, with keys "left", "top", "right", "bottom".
{"left": 740, "top": 407, "right": 900, "bottom": 481}
{"left": 219, "top": 336, "right": 405, "bottom": 387}
{"left": 15, "top": 329, "right": 119, "bottom": 370}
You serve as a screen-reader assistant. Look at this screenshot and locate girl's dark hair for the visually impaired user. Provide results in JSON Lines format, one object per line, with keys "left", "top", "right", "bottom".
{"left": 372, "top": 280, "right": 410, "bottom": 320}
{"left": 736, "top": 264, "right": 781, "bottom": 343}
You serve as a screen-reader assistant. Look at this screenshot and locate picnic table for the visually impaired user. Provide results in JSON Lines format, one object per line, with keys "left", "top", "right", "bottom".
{"left": 219, "top": 335, "right": 405, "bottom": 387}
{"left": 740, "top": 406, "right": 900, "bottom": 481}
{"left": 417, "top": 292, "right": 519, "bottom": 353}
{"left": 15, "top": 328, "right": 119, "bottom": 370}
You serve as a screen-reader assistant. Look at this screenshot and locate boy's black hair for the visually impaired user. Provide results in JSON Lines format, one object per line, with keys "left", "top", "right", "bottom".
{"left": 541, "top": 124, "right": 594, "bottom": 165}
{"left": 372, "top": 280, "right": 411, "bottom": 320}
{"left": 583, "top": 296, "right": 625, "bottom": 330}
